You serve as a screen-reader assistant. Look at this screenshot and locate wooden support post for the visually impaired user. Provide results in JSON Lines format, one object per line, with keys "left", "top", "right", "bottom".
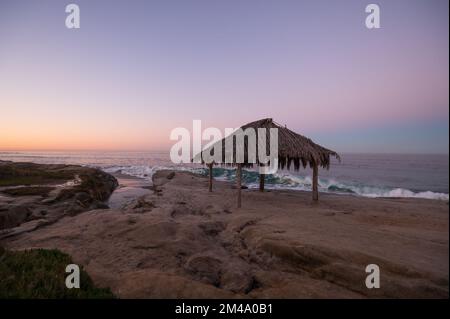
{"left": 208, "top": 163, "right": 213, "bottom": 192}
{"left": 312, "top": 163, "right": 319, "bottom": 201}
{"left": 237, "top": 164, "right": 242, "bottom": 208}
{"left": 259, "top": 173, "right": 265, "bottom": 192}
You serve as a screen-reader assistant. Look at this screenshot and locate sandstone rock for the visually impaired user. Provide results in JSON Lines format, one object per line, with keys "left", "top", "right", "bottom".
{"left": 2, "top": 170, "right": 448, "bottom": 299}
{"left": 220, "top": 268, "right": 254, "bottom": 293}
{"left": 184, "top": 254, "right": 222, "bottom": 286}
{"left": 166, "top": 172, "right": 175, "bottom": 180}
{"left": 0, "top": 161, "right": 117, "bottom": 230}
{"left": 0, "top": 205, "right": 31, "bottom": 229}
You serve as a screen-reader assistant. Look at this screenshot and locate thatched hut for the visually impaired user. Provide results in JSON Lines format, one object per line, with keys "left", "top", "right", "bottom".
{"left": 195, "top": 118, "right": 340, "bottom": 207}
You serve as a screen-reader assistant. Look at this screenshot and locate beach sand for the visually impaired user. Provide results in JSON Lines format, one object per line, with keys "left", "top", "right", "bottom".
{"left": 3, "top": 170, "right": 448, "bottom": 298}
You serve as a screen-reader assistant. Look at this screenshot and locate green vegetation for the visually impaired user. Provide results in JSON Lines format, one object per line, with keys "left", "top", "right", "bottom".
{"left": 0, "top": 162, "right": 74, "bottom": 187}
{"left": 1, "top": 186, "right": 55, "bottom": 197}
{"left": 0, "top": 247, "right": 115, "bottom": 298}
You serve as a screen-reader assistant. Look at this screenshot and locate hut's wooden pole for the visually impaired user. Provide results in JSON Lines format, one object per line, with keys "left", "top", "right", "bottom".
{"left": 312, "top": 163, "right": 319, "bottom": 201}
{"left": 237, "top": 164, "right": 242, "bottom": 208}
{"left": 208, "top": 163, "right": 213, "bottom": 192}
{"left": 259, "top": 173, "right": 265, "bottom": 192}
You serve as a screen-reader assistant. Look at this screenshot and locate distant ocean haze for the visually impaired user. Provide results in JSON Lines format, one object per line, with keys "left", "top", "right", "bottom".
{"left": 0, "top": 151, "right": 448, "bottom": 200}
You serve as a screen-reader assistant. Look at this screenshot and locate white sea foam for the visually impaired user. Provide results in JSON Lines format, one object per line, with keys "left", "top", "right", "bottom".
{"left": 362, "top": 188, "right": 449, "bottom": 200}
{"left": 2, "top": 152, "right": 447, "bottom": 201}
{"left": 102, "top": 165, "right": 155, "bottom": 180}
{"left": 100, "top": 164, "right": 449, "bottom": 201}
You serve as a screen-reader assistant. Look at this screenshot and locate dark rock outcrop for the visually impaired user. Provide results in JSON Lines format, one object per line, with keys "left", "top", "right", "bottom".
{"left": 0, "top": 161, "right": 118, "bottom": 230}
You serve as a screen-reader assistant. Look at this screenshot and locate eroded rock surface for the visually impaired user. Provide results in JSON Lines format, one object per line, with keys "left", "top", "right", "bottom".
{"left": 2, "top": 170, "right": 448, "bottom": 298}
{"left": 0, "top": 161, "right": 118, "bottom": 233}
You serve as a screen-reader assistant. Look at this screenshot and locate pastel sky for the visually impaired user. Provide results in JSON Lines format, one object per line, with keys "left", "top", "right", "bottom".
{"left": 0, "top": 0, "right": 448, "bottom": 153}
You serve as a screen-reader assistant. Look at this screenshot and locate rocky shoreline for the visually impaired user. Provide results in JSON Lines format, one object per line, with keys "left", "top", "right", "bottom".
{"left": 1, "top": 166, "right": 448, "bottom": 298}
{"left": 0, "top": 161, "right": 118, "bottom": 234}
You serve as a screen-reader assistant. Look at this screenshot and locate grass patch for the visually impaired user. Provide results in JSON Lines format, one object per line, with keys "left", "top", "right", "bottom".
{"left": 0, "top": 247, "right": 115, "bottom": 299}
{"left": 0, "top": 176, "right": 68, "bottom": 187}
{"left": 0, "top": 163, "right": 74, "bottom": 187}
{"left": 1, "top": 186, "right": 55, "bottom": 197}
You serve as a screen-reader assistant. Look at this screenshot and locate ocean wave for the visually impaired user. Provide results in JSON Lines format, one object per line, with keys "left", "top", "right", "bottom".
{"left": 102, "top": 165, "right": 155, "bottom": 179}
{"left": 100, "top": 165, "right": 449, "bottom": 201}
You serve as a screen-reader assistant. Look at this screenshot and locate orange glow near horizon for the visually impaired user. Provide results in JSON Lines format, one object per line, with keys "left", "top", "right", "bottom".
{"left": 0, "top": 127, "right": 173, "bottom": 151}
{"left": 0, "top": 104, "right": 173, "bottom": 151}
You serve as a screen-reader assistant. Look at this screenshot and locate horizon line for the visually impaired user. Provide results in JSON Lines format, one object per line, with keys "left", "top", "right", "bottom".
{"left": 0, "top": 149, "right": 448, "bottom": 156}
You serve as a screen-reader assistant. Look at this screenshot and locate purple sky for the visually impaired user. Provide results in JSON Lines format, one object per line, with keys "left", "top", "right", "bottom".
{"left": 0, "top": 0, "right": 448, "bottom": 153}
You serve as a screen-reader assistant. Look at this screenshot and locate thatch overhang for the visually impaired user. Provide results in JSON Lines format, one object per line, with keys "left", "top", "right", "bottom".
{"left": 194, "top": 118, "right": 340, "bottom": 170}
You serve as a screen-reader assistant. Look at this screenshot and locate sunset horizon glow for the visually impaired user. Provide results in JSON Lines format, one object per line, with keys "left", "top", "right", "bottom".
{"left": 1, "top": 0, "right": 448, "bottom": 154}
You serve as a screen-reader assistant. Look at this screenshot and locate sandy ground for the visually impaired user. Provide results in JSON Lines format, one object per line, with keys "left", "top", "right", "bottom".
{"left": 2, "top": 170, "right": 448, "bottom": 298}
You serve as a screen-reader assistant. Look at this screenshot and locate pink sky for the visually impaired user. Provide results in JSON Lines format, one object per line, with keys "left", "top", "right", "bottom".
{"left": 0, "top": 0, "right": 448, "bottom": 153}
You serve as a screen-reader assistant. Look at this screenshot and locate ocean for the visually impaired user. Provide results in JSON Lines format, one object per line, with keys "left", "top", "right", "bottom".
{"left": 0, "top": 151, "right": 448, "bottom": 200}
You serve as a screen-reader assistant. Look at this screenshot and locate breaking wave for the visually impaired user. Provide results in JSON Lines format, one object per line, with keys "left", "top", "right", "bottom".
{"left": 101, "top": 165, "right": 449, "bottom": 201}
